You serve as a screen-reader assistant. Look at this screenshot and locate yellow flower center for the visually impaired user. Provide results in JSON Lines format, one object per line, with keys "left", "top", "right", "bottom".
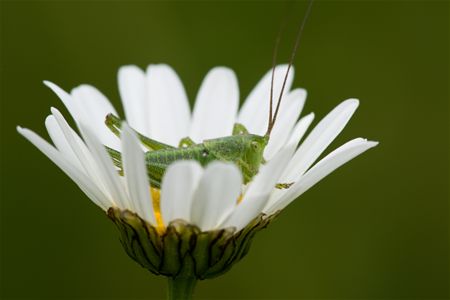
{"left": 150, "top": 187, "right": 165, "bottom": 234}
{"left": 149, "top": 187, "right": 244, "bottom": 234}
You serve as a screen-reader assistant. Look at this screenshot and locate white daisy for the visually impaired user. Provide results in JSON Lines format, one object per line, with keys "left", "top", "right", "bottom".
{"left": 17, "top": 64, "right": 377, "bottom": 282}
{"left": 18, "top": 65, "right": 377, "bottom": 290}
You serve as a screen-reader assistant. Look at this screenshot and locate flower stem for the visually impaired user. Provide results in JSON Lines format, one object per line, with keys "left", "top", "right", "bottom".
{"left": 167, "top": 277, "right": 197, "bottom": 300}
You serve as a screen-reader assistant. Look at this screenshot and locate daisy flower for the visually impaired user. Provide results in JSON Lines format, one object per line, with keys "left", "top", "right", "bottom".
{"left": 17, "top": 64, "right": 377, "bottom": 299}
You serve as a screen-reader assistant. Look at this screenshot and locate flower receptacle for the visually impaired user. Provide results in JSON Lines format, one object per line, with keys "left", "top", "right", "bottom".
{"left": 107, "top": 207, "right": 279, "bottom": 280}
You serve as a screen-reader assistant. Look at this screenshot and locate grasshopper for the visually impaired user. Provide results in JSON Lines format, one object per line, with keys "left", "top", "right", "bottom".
{"left": 105, "top": 1, "right": 313, "bottom": 189}
{"left": 106, "top": 115, "right": 269, "bottom": 187}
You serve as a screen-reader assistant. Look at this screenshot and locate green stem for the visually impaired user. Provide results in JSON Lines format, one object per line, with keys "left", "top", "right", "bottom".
{"left": 167, "top": 277, "right": 197, "bottom": 300}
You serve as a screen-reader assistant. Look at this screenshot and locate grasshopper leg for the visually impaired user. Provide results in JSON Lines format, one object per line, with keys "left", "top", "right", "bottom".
{"left": 105, "top": 114, "right": 175, "bottom": 151}
{"left": 178, "top": 137, "right": 195, "bottom": 148}
{"left": 233, "top": 123, "right": 249, "bottom": 135}
{"left": 275, "top": 182, "right": 294, "bottom": 189}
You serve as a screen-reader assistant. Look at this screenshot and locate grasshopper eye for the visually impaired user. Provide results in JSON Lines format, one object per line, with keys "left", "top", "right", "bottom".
{"left": 251, "top": 141, "right": 259, "bottom": 150}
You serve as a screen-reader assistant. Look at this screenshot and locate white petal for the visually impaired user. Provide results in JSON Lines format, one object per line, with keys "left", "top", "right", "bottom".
{"left": 225, "top": 194, "right": 267, "bottom": 231}
{"left": 45, "top": 115, "right": 82, "bottom": 170}
{"left": 264, "top": 88, "right": 306, "bottom": 159}
{"left": 190, "top": 162, "right": 242, "bottom": 231}
{"left": 146, "top": 64, "right": 191, "bottom": 146}
{"left": 190, "top": 67, "right": 239, "bottom": 142}
{"left": 238, "top": 65, "right": 294, "bottom": 135}
{"left": 220, "top": 145, "right": 295, "bottom": 231}
{"left": 46, "top": 81, "right": 120, "bottom": 150}
{"left": 44, "top": 81, "right": 80, "bottom": 121}
{"left": 70, "top": 85, "right": 120, "bottom": 149}
{"left": 17, "top": 126, "right": 110, "bottom": 210}
{"left": 78, "top": 122, "right": 129, "bottom": 210}
{"left": 283, "top": 99, "right": 359, "bottom": 182}
{"left": 264, "top": 138, "right": 378, "bottom": 214}
{"left": 118, "top": 65, "right": 149, "bottom": 135}
{"left": 287, "top": 112, "right": 315, "bottom": 146}
{"left": 50, "top": 108, "right": 110, "bottom": 198}
{"left": 121, "top": 123, "right": 155, "bottom": 225}
{"left": 160, "top": 161, "right": 203, "bottom": 225}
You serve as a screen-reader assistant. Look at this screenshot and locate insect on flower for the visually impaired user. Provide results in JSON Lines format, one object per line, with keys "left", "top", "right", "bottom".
{"left": 103, "top": 2, "right": 314, "bottom": 189}
{"left": 16, "top": 1, "right": 378, "bottom": 297}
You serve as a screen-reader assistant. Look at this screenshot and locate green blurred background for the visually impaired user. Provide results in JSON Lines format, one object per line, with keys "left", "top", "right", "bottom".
{"left": 1, "top": 1, "right": 448, "bottom": 299}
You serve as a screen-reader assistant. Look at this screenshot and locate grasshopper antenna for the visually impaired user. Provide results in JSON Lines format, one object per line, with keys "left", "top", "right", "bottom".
{"left": 268, "top": 13, "right": 286, "bottom": 131}
{"left": 266, "top": 0, "right": 314, "bottom": 137}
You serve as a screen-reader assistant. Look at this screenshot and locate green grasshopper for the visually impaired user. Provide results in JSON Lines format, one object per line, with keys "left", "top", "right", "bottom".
{"left": 105, "top": 1, "right": 313, "bottom": 189}
{"left": 106, "top": 115, "right": 269, "bottom": 187}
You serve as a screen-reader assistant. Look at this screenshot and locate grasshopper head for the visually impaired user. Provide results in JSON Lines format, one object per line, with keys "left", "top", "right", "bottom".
{"left": 242, "top": 135, "right": 269, "bottom": 182}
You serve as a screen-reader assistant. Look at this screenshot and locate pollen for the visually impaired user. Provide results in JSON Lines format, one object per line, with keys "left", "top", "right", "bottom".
{"left": 150, "top": 187, "right": 165, "bottom": 234}
{"left": 237, "top": 194, "right": 243, "bottom": 204}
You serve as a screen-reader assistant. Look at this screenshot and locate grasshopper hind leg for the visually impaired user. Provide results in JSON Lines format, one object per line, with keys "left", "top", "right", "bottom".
{"left": 106, "top": 146, "right": 123, "bottom": 170}
{"left": 106, "top": 146, "right": 164, "bottom": 189}
{"left": 105, "top": 114, "right": 175, "bottom": 151}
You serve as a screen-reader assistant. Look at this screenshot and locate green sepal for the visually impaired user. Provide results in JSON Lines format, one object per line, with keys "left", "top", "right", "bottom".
{"left": 170, "top": 221, "right": 199, "bottom": 278}
{"left": 107, "top": 209, "right": 161, "bottom": 274}
{"left": 107, "top": 207, "right": 280, "bottom": 280}
{"left": 192, "top": 230, "right": 224, "bottom": 277}
{"left": 200, "top": 229, "right": 236, "bottom": 278}
{"left": 202, "top": 212, "right": 279, "bottom": 279}
{"left": 160, "top": 224, "right": 182, "bottom": 275}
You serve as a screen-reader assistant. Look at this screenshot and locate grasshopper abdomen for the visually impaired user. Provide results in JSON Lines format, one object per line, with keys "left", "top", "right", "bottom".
{"left": 144, "top": 144, "right": 215, "bottom": 188}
